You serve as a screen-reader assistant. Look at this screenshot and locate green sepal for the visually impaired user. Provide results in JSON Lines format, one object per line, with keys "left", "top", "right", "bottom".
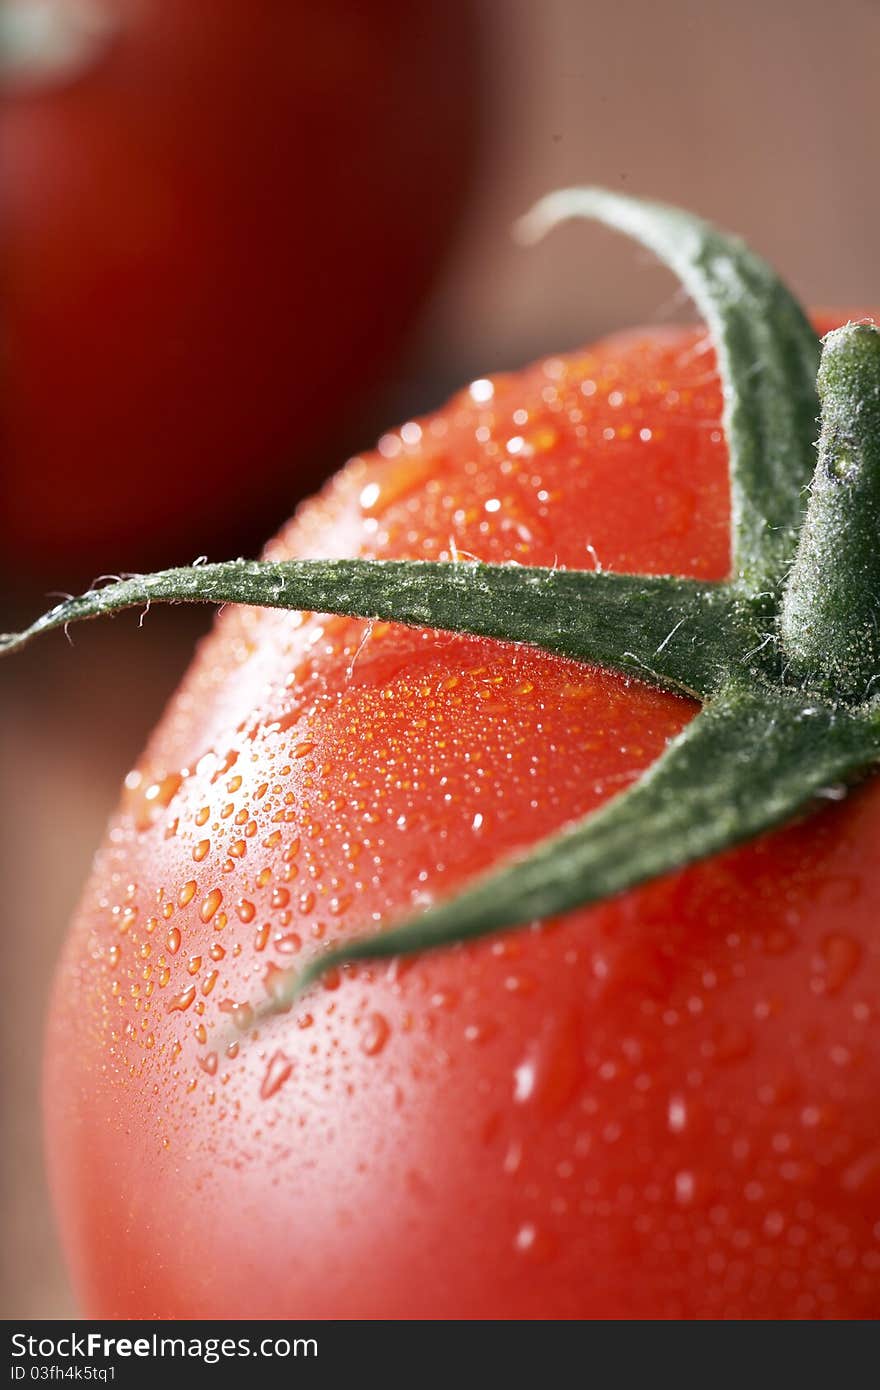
{"left": 518, "top": 188, "right": 821, "bottom": 590}
{"left": 0, "top": 558, "right": 742, "bottom": 699}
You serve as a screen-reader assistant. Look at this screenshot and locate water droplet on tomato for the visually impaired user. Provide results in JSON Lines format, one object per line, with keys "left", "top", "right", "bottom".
{"left": 811, "top": 934, "right": 862, "bottom": 996}
{"left": 166, "top": 985, "right": 196, "bottom": 1013}
{"left": 514, "top": 1056, "right": 536, "bottom": 1103}
{"left": 762, "top": 926, "right": 795, "bottom": 955}
{"left": 512, "top": 1014, "right": 582, "bottom": 1114}
{"left": 200, "top": 888, "right": 223, "bottom": 923}
{"left": 116, "top": 906, "right": 137, "bottom": 934}
{"left": 263, "top": 961, "right": 294, "bottom": 1010}
{"left": 260, "top": 1050, "right": 293, "bottom": 1099}
{"left": 674, "top": 1170, "right": 696, "bottom": 1205}
{"left": 360, "top": 1013, "right": 390, "bottom": 1056}
{"left": 513, "top": 1222, "right": 557, "bottom": 1263}
{"left": 128, "top": 772, "right": 183, "bottom": 830}
{"left": 166, "top": 926, "right": 181, "bottom": 955}
{"left": 504, "top": 973, "right": 536, "bottom": 996}
{"left": 840, "top": 1149, "right": 880, "bottom": 1194}
{"left": 667, "top": 1093, "right": 688, "bottom": 1133}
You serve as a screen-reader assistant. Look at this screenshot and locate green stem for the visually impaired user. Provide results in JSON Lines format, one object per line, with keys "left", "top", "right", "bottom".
{"left": 0, "top": 559, "right": 741, "bottom": 698}
{"left": 780, "top": 323, "right": 880, "bottom": 703}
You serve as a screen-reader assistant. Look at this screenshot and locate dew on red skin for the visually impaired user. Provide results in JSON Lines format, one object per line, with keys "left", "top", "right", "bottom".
{"left": 512, "top": 1011, "right": 583, "bottom": 1116}
{"left": 124, "top": 772, "right": 184, "bottom": 831}
{"left": 260, "top": 1051, "right": 294, "bottom": 1101}
{"left": 165, "top": 985, "right": 195, "bottom": 1014}
{"left": 513, "top": 1222, "right": 558, "bottom": 1265}
{"left": 199, "top": 888, "right": 223, "bottom": 923}
{"left": 45, "top": 317, "right": 880, "bottom": 1319}
{"left": 360, "top": 1013, "right": 390, "bottom": 1057}
{"left": 811, "top": 933, "right": 863, "bottom": 996}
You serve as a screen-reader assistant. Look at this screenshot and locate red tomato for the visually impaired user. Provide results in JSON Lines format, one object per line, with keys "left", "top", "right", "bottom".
{"left": 2, "top": 0, "right": 476, "bottom": 576}
{"left": 45, "top": 313, "right": 880, "bottom": 1319}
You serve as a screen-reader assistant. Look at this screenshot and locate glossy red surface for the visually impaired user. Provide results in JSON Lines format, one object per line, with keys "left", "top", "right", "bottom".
{"left": 46, "top": 316, "right": 880, "bottom": 1318}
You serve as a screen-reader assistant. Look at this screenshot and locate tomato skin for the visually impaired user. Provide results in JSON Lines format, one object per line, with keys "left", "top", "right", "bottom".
{"left": 45, "top": 315, "right": 880, "bottom": 1319}
{"left": 2, "top": 0, "right": 476, "bottom": 576}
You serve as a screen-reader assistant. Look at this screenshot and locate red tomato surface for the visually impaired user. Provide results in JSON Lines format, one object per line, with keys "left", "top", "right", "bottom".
{"left": 2, "top": 0, "right": 476, "bottom": 576}
{"left": 45, "top": 314, "right": 880, "bottom": 1319}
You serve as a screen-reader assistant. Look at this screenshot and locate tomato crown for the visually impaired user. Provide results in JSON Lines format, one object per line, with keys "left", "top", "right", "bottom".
{"left": 5, "top": 189, "right": 880, "bottom": 1009}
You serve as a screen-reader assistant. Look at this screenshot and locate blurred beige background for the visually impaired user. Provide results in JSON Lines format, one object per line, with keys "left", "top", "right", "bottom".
{"left": 3, "top": 0, "right": 879, "bottom": 1319}
{"left": 422, "top": 0, "right": 879, "bottom": 383}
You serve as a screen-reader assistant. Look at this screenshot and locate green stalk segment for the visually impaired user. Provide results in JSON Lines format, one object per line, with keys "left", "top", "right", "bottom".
{"left": 0, "top": 560, "right": 740, "bottom": 699}
{"left": 780, "top": 323, "right": 880, "bottom": 703}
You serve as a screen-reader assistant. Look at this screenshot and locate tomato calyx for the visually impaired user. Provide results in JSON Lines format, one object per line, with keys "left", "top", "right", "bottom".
{"left": 5, "top": 189, "right": 880, "bottom": 1005}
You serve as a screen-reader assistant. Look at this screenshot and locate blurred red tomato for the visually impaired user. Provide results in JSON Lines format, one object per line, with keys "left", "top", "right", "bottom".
{"left": 1, "top": 0, "right": 477, "bottom": 576}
